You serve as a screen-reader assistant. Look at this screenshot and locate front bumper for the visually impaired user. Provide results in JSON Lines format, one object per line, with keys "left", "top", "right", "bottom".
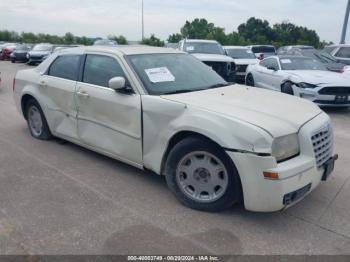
{"left": 227, "top": 113, "right": 336, "bottom": 212}
{"left": 292, "top": 85, "right": 350, "bottom": 107}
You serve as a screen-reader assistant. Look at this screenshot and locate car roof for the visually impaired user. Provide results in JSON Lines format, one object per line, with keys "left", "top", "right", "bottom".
{"left": 327, "top": 44, "right": 350, "bottom": 47}
{"left": 57, "top": 45, "right": 183, "bottom": 56}
{"left": 183, "top": 39, "right": 219, "bottom": 43}
{"left": 224, "top": 46, "right": 248, "bottom": 49}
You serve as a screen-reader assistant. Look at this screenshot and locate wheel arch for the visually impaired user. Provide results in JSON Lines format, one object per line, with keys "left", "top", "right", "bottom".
{"left": 161, "top": 130, "right": 243, "bottom": 204}
{"left": 160, "top": 131, "right": 241, "bottom": 180}
{"left": 21, "top": 94, "right": 38, "bottom": 120}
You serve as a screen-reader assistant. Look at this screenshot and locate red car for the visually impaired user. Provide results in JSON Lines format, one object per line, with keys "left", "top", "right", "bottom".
{"left": 0, "top": 44, "right": 17, "bottom": 60}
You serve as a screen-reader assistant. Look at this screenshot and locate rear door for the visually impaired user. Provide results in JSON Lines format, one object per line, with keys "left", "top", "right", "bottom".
{"left": 75, "top": 53, "right": 143, "bottom": 166}
{"left": 39, "top": 54, "right": 81, "bottom": 140}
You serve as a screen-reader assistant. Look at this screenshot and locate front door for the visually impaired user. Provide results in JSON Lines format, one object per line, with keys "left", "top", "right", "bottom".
{"left": 75, "top": 54, "right": 143, "bottom": 166}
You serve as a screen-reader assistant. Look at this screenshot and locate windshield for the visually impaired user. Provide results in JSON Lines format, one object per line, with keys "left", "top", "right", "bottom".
{"left": 33, "top": 44, "right": 53, "bottom": 51}
{"left": 183, "top": 42, "right": 225, "bottom": 55}
{"left": 16, "top": 45, "right": 31, "bottom": 51}
{"left": 127, "top": 53, "right": 228, "bottom": 95}
{"left": 94, "top": 40, "right": 117, "bottom": 46}
{"left": 279, "top": 57, "right": 327, "bottom": 70}
{"left": 302, "top": 50, "right": 337, "bottom": 63}
{"left": 226, "top": 48, "right": 256, "bottom": 59}
{"left": 251, "top": 46, "right": 276, "bottom": 54}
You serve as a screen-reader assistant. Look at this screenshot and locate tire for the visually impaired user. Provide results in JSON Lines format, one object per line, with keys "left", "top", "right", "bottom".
{"left": 246, "top": 74, "right": 255, "bottom": 87}
{"left": 281, "top": 81, "right": 294, "bottom": 95}
{"left": 164, "top": 136, "right": 241, "bottom": 212}
{"left": 11, "top": 60, "right": 15, "bottom": 63}
{"left": 25, "top": 99, "right": 52, "bottom": 140}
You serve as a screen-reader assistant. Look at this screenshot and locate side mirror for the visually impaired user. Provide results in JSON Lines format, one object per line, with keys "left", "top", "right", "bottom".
{"left": 267, "top": 66, "right": 278, "bottom": 71}
{"left": 109, "top": 77, "right": 126, "bottom": 91}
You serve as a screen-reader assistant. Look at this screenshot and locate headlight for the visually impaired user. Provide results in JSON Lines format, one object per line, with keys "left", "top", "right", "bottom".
{"left": 271, "top": 134, "right": 300, "bottom": 162}
{"left": 26, "top": 54, "right": 30, "bottom": 59}
{"left": 297, "top": 82, "right": 317, "bottom": 89}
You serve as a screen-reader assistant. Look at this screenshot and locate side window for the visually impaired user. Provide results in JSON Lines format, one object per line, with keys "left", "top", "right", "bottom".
{"left": 270, "top": 58, "right": 280, "bottom": 70}
{"left": 260, "top": 58, "right": 272, "bottom": 68}
{"left": 48, "top": 55, "right": 81, "bottom": 81}
{"left": 83, "top": 55, "right": 125, "bottom": 87}
{"left": 336, "top": 47, "right": 350, "bottom": 58}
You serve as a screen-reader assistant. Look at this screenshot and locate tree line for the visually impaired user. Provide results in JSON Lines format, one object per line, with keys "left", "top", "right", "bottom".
{"left": 0, "top": 17, "right": 332, "bottom": 48}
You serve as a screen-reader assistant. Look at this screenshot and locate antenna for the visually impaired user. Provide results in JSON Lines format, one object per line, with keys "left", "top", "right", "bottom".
{"left": 340, "top": 0, "right": 350, "bottom": 44}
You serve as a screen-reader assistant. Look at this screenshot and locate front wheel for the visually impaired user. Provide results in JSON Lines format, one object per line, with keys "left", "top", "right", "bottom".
{"left": 25, "top": 99, "right": 52, "bottom": 140}
{"left": 164, "top": 136, "right": 241, "bottom": 212}
{"left": 281, "top": 82, "right": 294, "bottom": 95}
{"left": 246, "top": 74, "right": 255, "bottom": 87}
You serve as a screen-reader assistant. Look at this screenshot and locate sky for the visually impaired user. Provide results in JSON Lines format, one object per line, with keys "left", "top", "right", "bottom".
{"left": 0, "top": 0, "right": 347, "bottom": 43}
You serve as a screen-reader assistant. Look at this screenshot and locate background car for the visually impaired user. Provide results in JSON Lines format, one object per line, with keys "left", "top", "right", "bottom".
{"left": 27, "top": 43, "right": 55, "bottom": 65}
{"left": 283, "top": 47, "right": 346, "bottom": 73}
{"left": 93, "top": 39, "right": 118, "bottom": 46}
{"left": 178, "top": 39, "right": 236, "bottom": 81}
{"left": 246, "top": 55, "right": 350, "bottom": 107}
{"left": 10, "top": 44, "right": 33, "bottom": 63}
{"left": 247, "top": 45, "right": 276, "bottom": 60}
{"left": 323, "top": 44, "right": 350, "bottom": 65}
{"left": 277, "top": 45, "right": 315, "bottom": 55}
{"left": 0, "top": 43, "right": 18, "bottom": 60}
{"left": 224, "top": 46, "right": 259, "bottom": 82}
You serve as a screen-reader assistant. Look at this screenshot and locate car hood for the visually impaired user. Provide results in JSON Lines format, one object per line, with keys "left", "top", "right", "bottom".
{"left": 326, "top": 63, "right": 345, "bottom": 72}
{"left": 192, "top": 53, "right": 234, "bottom": 63}
{"left": 234, "top": 58, "right": 259, "bottom": 65}
{"left": 161, "top": 85, "right": 322, "bottom": 138}
{"left": 28, "top": 51, "right": 51, "bottom": 56}
{"left": 285, "top": 70, "right": 350, "bottom": 85}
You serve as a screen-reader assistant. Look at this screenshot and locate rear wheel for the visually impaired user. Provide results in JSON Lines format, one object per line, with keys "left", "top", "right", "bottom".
{"left": 281, "top": 81, "right": 294, "bottom": 95}
{"left": 246, "top": 74, "right": 255, "bottom": 87}
{"left": 25, "top": 99, "right": 52, "bottom": 140}
{"left": 164, "top": 136, "right": 241, "bottom": 212}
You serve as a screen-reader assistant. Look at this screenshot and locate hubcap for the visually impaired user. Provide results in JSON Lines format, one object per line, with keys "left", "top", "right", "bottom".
{"left": 28, "top": 106, "right": 43, "bottom": 137}
{"left": 176, "top": 151, "right": 229, "bottom": 203}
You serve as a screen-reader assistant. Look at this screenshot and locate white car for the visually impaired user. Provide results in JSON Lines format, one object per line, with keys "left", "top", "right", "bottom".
{"left": 224, "top": 46, "right": 259, "bottom": 82}
{"left": 177, "top": 39, "right": 235, "bottom": 81}
{"left": 246, "top": 56, "right": 350, "bottom": 107}
{"left": 13, "top": 46, "right": 337, "bottom": 212}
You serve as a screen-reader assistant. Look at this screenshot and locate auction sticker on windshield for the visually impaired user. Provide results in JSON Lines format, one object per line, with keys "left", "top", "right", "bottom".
{"left": 186, "top": 46, "right": 195, "bottom": 51}
{"left": 281, "top": 59, "right": 292, "bottom": 64}
{"left": 145, "top": 67, "right": 175, "bottom": 83}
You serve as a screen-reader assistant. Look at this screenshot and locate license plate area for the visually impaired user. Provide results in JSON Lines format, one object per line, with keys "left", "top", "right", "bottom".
{"left": 335, "top": 95, "right": 348, "bottom": 103}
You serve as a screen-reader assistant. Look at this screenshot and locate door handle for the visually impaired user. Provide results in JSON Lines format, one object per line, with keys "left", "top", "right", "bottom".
{"left": 76, "top": 91, "right": 90, "bottom": 98}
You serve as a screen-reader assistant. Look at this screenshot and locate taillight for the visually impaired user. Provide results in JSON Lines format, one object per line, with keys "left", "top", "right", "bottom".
{"left": 13, "top": 78, "right": 16, "bottom": 92}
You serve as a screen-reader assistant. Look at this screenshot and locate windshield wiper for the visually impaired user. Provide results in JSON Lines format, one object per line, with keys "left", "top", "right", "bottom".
{"left": 163, "top": 89, "right": 199, "bottom": 95}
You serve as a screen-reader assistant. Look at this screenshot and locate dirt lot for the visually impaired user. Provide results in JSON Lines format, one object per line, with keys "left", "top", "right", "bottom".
{"left": 1, "top": 61, "right": 350, "bottom": 255}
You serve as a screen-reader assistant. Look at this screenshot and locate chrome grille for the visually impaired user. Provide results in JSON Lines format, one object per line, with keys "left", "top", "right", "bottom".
{"left": 311, "top": 124, "right": 333, "bottom": 168}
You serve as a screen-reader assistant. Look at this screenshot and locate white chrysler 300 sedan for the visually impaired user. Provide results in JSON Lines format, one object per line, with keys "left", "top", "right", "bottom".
{"left": 13, "top": 46, "right": 337, "bottom": 212}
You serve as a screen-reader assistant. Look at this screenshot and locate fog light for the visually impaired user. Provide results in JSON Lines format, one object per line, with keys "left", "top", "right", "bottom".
{"left": 263, "top": 172, "right": 279, "bottom": 180}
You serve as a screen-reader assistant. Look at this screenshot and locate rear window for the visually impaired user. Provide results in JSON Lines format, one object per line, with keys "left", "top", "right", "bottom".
{"left": 336, "top": 47, "right": 350, "bottom": 58}
{"left": 48, "top": 55, "right": 81, "bottom": 81}
{"left": 252, "top": 46, "right": 276, "bottom": 53}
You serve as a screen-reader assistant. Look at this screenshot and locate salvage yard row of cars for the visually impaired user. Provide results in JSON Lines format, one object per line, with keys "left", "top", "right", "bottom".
{"left": 0, "top": 42, "right": 80, "bottom": 64}
{"left": 8, "top": 39, "right": 343, "bottom": 212}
